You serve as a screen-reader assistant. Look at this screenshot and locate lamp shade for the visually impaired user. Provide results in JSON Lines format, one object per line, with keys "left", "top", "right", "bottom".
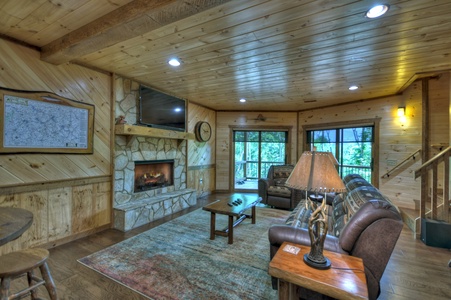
{"left": 286, "top": 151, "right": 346, "bottom": 193}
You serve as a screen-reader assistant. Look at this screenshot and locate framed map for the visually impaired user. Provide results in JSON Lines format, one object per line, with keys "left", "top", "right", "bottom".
{"left": 0, "top": 88, "right": 94, "bottom": 154}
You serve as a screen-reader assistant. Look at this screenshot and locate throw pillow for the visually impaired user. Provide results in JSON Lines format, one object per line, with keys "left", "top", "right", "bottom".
{"left": 344, "top": 185, "right": 386, "bottom": 219}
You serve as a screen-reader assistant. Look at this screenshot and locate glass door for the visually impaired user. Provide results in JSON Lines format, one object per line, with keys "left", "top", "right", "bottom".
{"left": 233, "top": 130, "right": 288, "bottom": 190}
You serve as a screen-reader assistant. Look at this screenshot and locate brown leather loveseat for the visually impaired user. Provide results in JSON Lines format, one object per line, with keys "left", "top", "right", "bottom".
{"left": 268, "top": 174, "right": 403, "bottom": 300}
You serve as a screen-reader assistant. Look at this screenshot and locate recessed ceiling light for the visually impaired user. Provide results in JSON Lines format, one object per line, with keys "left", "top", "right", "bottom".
{"left": 366, "top": 4, "right": 389, "bottom": 18}
{"left": 239, "top": 98, "right": 246, "bottom": 103}
{"left": 168, "top": 58, "right": 181, "bottom": 67}
{"left": 349, "top": 85, "right": 359, "bottom": 91}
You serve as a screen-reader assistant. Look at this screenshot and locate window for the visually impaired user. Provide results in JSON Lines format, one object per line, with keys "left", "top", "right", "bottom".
{"left": 307, "top": 126, "right": 374, "bottom": 182}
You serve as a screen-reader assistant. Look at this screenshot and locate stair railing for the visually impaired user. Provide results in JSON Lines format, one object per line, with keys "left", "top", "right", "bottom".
{"left": 381, "top": 149, "right": 421, "bottom": 179}
{"left": 414, "top": 146, "right": 451, "bottom": 229}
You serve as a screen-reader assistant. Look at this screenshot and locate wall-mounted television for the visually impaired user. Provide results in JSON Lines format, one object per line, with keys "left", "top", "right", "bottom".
{"left": 139, "top": 85, "right": 186, "bottom": 132}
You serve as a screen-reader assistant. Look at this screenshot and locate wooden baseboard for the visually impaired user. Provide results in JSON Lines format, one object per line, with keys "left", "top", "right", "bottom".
{"left": 38, "top": 224, "right": 112, "bottom": 249}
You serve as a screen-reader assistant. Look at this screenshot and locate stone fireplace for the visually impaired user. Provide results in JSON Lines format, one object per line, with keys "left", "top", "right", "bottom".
{"left": 113, "top": 79, "right": 196, "bottom": 232}
{"left": 113, "top": 136, "right": 196, "bottom": 232}
{"left": 134, "top": 160, "right": 174, "bottom": 192}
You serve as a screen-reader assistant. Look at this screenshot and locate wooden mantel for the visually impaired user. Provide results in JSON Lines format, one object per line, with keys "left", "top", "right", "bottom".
{"left": 115, "top": 124, "right": 195, "bottom": 145}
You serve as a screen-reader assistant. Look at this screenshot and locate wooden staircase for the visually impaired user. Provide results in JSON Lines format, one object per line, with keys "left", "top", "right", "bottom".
{"left": 406, "top": 146, "right": 451, "bottom": 242}
{"left": 402, "top": 192, "right": 451, "bottom": 235}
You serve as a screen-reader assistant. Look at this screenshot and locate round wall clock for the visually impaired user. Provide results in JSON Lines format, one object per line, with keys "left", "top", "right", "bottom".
{"left": 195, "top": 121, "right": 212, "bottom": 142}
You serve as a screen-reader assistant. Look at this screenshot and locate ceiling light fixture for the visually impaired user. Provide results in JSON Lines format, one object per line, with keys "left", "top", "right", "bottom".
{"left": 349, "top": 85, "right": 359, "bottom": 91}
{"left": 168, "top": 58, "right": 181, "bottom": 67}
{"left": 366, "top": 4, "right": 389, "bottom": 18}
{"left": 239, "top": 98, "right": 246, "bottom": 103}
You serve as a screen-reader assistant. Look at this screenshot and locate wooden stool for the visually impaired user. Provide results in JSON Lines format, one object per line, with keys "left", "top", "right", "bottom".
{"left": 0, "top": 248, "right": 58, "bottom": 300}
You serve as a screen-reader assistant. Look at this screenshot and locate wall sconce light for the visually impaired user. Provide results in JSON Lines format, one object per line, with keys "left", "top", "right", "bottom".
{"left": 397, "top": 107, "right": 405, "bottom": 117}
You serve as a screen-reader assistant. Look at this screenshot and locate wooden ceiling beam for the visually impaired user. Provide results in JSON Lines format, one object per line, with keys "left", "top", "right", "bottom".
{"left": 40, "top": 0, "right": 231, "bottom": 65}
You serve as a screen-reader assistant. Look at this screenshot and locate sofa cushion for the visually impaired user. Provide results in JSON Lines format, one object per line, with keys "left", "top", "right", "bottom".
{"left": 346, "top": 178, "right": 373, "bottom": 191}
{"left": 268, "top": 185, "right": 291, "bottom": 197}
{"left": 332, "top": 193, "right": 346, "bottom": 206}
{"left": 344, "top": 185, "right": 387, "bottom": 219}
{"left": 285, "top": 201, "right": 312, "bottom": 228}
{"left": 332, "top": 201, "right": 346, "bottom": 222}
{"left": 333, "top": 214, "right": 348, "bottom": 237}
{"left": 343, "top": 173, "right": 364, "bottom": 185}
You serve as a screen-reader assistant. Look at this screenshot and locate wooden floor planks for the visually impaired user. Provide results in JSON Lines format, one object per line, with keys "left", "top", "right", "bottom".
{"left": 9, "top": 192, "right": 450, "bottom": 300}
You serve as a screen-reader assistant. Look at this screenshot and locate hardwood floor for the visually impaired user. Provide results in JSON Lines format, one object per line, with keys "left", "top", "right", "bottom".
{"left": 14, "top": 192, "right": 451, "bottom": 300}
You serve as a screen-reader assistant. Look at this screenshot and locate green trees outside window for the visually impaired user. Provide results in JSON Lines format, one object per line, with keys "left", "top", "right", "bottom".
{"left": 307, "top": 126, "right": 374, "bottom": 182}
{"left": 234, "top": 130, "right": 288, "bottom": 189}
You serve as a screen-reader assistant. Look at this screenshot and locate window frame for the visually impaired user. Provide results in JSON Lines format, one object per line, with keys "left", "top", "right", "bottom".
{"left": 229, "top": 125, "right": 292, "bottom": 192}
{"left": 302, "top": 118, "right": 380, "bottom": 187}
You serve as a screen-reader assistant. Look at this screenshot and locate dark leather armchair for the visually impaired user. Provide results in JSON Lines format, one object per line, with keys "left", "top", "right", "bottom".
{"left": 258, "top": 164, "right": 299, "bottom": 210}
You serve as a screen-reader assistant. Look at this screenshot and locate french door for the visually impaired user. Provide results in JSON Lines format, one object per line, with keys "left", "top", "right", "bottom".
{"left": 306, "top": 126, "right": 374, "bottom": 182}
{"left": 233, "top": 130, "right": 288, "bottom": 190}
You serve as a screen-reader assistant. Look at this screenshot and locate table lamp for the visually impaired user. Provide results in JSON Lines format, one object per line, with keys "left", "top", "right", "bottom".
{"left": 285, "top": 151, "right": 346, "bottom": 269}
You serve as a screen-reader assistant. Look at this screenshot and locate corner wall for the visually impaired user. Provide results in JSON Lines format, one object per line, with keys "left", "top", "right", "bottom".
{"left": 297, "top": 76, "right": 450, "bottom": 210}
{"left": 187, "top": 103, "right": 216, "bottom": 197}
{"left": 215, "top": 111, "right": 298, "bottom": 192}
{"left": 0, "top": 39, "right": 113, "bottom": 255}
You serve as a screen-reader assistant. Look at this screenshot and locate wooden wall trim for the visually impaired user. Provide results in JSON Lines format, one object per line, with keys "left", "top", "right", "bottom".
{"left": 0, "top": 175, "right": 111, "bottom": 195}
{"left": 188, "top": 164, "right": 215, "bottom": 171}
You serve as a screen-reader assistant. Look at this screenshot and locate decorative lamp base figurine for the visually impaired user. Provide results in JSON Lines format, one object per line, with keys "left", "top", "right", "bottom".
{"left": 304, "top": 196, "right": 331, "bottom": 269}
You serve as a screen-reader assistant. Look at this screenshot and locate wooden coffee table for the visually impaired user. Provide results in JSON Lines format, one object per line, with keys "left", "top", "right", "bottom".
{"left": 269, "top": 241, "right": 368, "bottom": 300}
{"left": 202, "top": 195, "right": 261, "bottom": 244}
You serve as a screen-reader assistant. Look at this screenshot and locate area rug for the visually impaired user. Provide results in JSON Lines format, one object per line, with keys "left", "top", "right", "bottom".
{"left": 78, "top": 206, "right": 290, "bottom": 300}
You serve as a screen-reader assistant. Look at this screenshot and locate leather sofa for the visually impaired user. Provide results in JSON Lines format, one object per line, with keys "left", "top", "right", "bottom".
{"left": 258, "top": 164, "right": 300, "bottom": 210}
{"left": 268, "top": 174, "right": 403, "bottom": 300}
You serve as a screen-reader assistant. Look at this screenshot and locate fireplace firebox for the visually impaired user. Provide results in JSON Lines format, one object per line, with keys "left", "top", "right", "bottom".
{"left": 134, "top": 160, "right": 174, "bottom": 192}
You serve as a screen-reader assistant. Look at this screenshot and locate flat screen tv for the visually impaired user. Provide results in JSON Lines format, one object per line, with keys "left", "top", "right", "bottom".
{"left": 139, "top": 85, "right": 186, "bottom": 132}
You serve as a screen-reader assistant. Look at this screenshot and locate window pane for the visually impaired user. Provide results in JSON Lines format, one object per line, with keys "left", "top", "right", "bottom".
{"left": 246, "top": 131, "right": 259, "bottom": 142}
{"left": 313, "top": 143, "right": 335, "bottom": 153}
{"left": 234, "top": 131, "right": 245, "bottom": 142}
{"left": 310, "top": 130, "right": 337, "bottom": 143}
{"left": 234, "top": 130, "right": 260, "bottom": 142}
{"left": 261, "top": 131, "right": 287, "bottom": 143}
{"left": 342, "top": 127, "right": 373, "bottom": 142}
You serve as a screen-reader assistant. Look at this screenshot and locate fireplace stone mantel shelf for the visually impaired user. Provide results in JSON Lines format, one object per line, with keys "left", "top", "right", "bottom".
{"left": 115, "top": 124, "right": 195, "bottom": 146}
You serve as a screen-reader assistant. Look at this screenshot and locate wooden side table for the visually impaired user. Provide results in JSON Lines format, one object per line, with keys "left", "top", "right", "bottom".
{"left": 269, "top": 242, "right": 368, "bottom": 300}
{"left": 0, "top": 207, "right": 33, "bottom": 246}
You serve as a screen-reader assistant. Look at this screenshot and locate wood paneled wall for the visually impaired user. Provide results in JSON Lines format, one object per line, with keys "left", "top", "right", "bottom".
{"left": 0, "top": 39, "right": 112, "bottom": 255}
{"left": 187, "top": 103, "right": 216, "bottom": 197}
{"left": 215, "top": 111, "right": 298, "bottom": 191}
{"left": 298, "top": 75, "right": 450, "bottom": 210}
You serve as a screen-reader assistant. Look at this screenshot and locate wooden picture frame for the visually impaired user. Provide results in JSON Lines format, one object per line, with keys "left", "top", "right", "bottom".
{"left": 0, "top": 88, "right": 95, "bottom": 154}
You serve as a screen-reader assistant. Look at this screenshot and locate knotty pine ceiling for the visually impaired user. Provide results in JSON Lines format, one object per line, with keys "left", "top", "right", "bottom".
{"left": 1, "top": 0, "right": 451, "bottom": 111}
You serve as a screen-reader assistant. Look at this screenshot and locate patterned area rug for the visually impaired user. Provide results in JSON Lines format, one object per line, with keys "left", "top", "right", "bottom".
{"left": 78, "top": 207, "right": 290, "bottom": 300}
